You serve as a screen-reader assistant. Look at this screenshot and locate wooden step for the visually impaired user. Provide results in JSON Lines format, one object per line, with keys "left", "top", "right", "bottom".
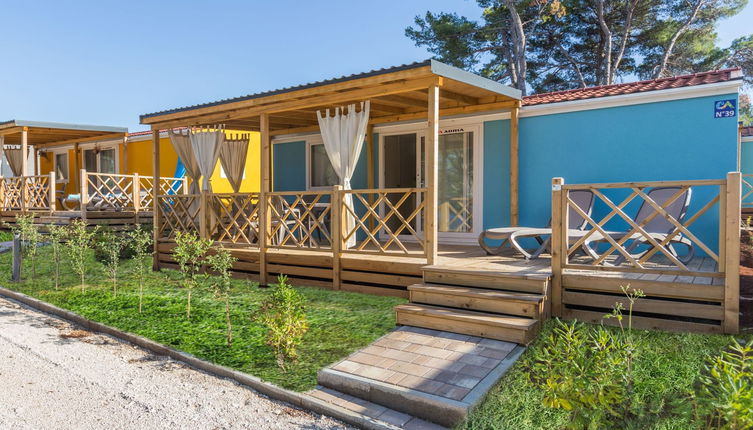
{"left": 408, "top": 283, "right": 543, "bottom": 318}
{"left": 422, "top": 265, "right": 549, "bottom": 294}
{"left": 395, "top": 304, "right": 539, "bottom": 344}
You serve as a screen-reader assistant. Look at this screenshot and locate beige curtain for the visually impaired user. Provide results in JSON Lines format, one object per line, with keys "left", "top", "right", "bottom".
{"left": 219, "top": 134, "right": 249, "bottom": 193}
{"left": 190, "top": 126, "right": 225, "bottom": 192}
{"left": 2, "top": 139, "right": 25, "bottom": 177}
{"left": 168, "top": 129, "right": 201, "bottom": 192}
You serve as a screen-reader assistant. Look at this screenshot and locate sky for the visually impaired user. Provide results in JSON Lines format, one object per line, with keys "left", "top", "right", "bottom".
{"left": 0, "top": 1, "right": 750, "bottom": 132}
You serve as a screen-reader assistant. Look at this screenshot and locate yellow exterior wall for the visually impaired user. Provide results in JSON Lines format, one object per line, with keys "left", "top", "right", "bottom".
{"left": 210, "top": 131, "right": 261, "bottom": 193}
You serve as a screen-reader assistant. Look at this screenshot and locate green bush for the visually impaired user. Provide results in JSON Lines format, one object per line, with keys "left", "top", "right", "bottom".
{"left": 258, "top": 275, "right": 309, "bottom": 371}
{"left": 173, "top": 231, "right": 212, "bottom": 320}
{"left": 65, "top": 220, "right": 98, "bottom": 291}
{"left": 47, "top": 224, "right": 67, "bottom": 290}
{"left": 127, "top": 226, "right": 152, "bottom": 313}
{"left": 696, "top": 339, "right": 753, "bottom": 429}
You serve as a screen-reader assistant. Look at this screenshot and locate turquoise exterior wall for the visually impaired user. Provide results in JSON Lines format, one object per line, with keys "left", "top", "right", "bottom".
{"left": 512, "top": 93, "right": 739, "bottom": 252}
{"left": 273, "top": 141, "right": 306, "bottom": 191}
{"left": 741, "top": 140, "right": 753, "bottom": 175}
{"left": 482, "top": 120, "right": 511, "bottom": 230}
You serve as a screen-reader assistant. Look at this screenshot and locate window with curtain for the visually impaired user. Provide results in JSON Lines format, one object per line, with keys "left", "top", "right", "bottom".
{"left": 309, "top": 143, "right": 338, "bottom": 188}
{"left": 54, "top": 153, "right": 69, "bottom": 182}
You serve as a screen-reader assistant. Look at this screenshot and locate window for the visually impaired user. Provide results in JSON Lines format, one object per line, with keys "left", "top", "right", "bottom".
{"left": 54, "top": 153, "right": 69, "bottom": 182}
{"left": 83, "top": 147, "right": 116, "bottom": 173}
{"left": 309, "top": 143, "right": 338, "bottom": 188}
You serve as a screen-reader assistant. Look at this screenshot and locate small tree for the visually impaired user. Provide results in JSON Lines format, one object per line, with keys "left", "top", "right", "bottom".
{"left": 65, "top": 220, "right": 98, "bottom": 292}
{"left": 128, "top": 226, "right": 152, "bottom": 313}
{"left": 98, "top": 231, "right": 125, "bottom": 297}
{"left": 9, "top": 215, "right": 41, "bottom": 281}
{"left": 173, "top": 231, "right": 212, "bottom": 320}
{"left": 47, "top": 224, "right": 68, "bottom": 290}
{"left": 257, "top": 275, "right": 309, "bottom": 370}
{"left": 206, "top": 246, "right": 237, "bottom": 346}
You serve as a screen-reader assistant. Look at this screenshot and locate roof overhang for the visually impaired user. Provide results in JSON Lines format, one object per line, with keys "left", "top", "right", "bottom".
{"left": 0, "top": 120, "right": 128, "bottom": 147}
{"left": 140, "top": 60, "right": 522, "bottom": 135}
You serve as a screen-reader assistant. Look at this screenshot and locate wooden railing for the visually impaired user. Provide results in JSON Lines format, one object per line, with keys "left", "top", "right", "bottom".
{"left": 0, "top": 173, "right": 55, "bottom": 212}
{"left": 82, "top": 171, "right": 186, "bottom": 213}
{"left": 742, "top": 174, "right": 753, "bottom": 209}
{"left": 342, "top": 187, "right": 427, "bottom": 255}
{"left": 550, "top": 173, "right": 740, "bottom": 333}
{"left": 209, "top": 193, "right": 260, "bottom": 245}
{"left": 439, "top": 196, "right": 472, "bottom": 233}
{"left": 266, "top": 190, "right": 333, "bottom": 250}
{"left": 157, "top": 194, "right": 202, "bottom": 239}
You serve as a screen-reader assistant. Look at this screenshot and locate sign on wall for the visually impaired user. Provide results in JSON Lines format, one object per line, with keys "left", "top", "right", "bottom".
{"left": 714, "top": 99, "right": 737, "bottom": 118}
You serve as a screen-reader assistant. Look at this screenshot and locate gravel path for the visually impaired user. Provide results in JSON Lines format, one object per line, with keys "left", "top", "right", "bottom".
{"left": 0, "top": 296, "right": 351, "bottom": 430}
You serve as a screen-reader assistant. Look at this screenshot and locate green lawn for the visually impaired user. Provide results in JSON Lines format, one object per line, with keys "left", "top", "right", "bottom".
{"left": 461, "top": 320, "right": 752, "bottom": 430}
{"left": 0, "top": 246, "right": 405, "bottom": 391}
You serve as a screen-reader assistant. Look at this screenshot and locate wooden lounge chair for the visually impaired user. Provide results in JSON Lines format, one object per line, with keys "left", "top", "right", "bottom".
{"left": 478, "top": 190, "right": 595, "bottom": 259}
{"left": 577, "top": 186, "right": 694, "bottom": 265}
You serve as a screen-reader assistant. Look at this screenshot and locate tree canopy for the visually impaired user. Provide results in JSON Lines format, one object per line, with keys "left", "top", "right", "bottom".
{"left": 406, "top": 0, "right": 751, "bottom": 96}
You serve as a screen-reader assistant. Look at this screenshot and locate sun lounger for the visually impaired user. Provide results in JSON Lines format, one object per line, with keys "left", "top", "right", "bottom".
{"left": 478, "top": 190, "right": 595, "bottom": 259}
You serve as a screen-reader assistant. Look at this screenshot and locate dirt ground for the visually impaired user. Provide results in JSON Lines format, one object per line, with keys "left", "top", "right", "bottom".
{"left": 0, "top": 296, "right": 351, "bottom": 430}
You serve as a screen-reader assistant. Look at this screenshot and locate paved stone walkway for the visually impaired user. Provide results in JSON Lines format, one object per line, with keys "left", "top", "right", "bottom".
{"left": 318, "top": 326, "right": 524, "bottom": 427}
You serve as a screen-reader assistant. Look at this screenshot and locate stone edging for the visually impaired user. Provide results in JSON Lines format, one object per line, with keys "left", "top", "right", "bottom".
{"left": 0, "top": 285, "right": 399, "bottom": 430}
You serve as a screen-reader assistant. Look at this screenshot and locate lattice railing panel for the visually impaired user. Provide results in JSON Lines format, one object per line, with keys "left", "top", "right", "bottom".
{"left": 209, "top": 193, "right": 260, "bottom": 245}
{"left": 139, "top": 176, "right": 186, "bottom": 209}
{"left": 86, "top": 173, "right": 135, "bottom": 211}
{"left": 24, "top": 176, "right": 51, "bottom": 210}
{"left": 157, "top": 194, "right": 201, "bottom": 239}
{"left": 342, "top": 188, "right": 427, "bottom": 255}
{"left": 0, "top": 177, "right": 24, "bottom": 210}
{"left": 267, "top": 191, "right": 332, "bottom": 250}
{"left": 560, "top": 180, "right": 724, "bottom": 276}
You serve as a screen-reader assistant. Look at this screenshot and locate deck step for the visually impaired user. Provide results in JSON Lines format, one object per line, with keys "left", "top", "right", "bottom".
{"left": 408, "top": 283, "right": 543, "bottom": 318}
{"left": 422, "top": 265, "right": 549, "bottom": 294}
{"left": 395, "top": 304, "right": 539, "bottom": 345}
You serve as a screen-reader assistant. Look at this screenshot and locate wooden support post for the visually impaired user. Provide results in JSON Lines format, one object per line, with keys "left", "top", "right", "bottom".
{"left": 510, "top": 103, "right": 520, "bottom": 226}
{"left": 21, "top": 128, "right": 28, "bottom": 212}
{"left": 550, "top": 177, "right": 565, "bottom": 318}
{"left": 20, "top": 127, "right": 28, "bottom": 177}
{"left": 366, "top": 123, "right": 375, "bottom": 231}
{"left": 72, "top": 142, "right": 80, "bottom": 193}
{"left": 259, "top": 113, "right": 271, "bottom": 286}
{"left": 122, "top": 134, "right": 129, "bottom": 173}
{"left": 723, "top": 171, "right": 741, "bottom": 333}
{"left": 79, "top": 169, "right": 88, "bottom": 221}
{"left": 152, "top": 130, "right": 161, "bottom": 270}
{"left": 48, "top": 171, "right": 56, "bottom": 215}
{"left": 133, "top": 173, "right": 141, "bottom": 212}
{"left": 332, "top": 185, "right": 343, "bottom": 290}
{"left": 426, "top": 81, "right": 440, "bottom": 265}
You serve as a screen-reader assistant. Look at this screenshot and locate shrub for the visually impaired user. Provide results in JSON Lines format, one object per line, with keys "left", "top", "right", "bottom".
{"left": 47, "top": 224, "right": 67, "bottom": 290}
{"left": 206, "top": 245, "right": 237, "bottom": 346}
{"left": 173, "top": 231, "right": 212, "bottom": 320}
{"left": 65, "top": 220, "right": 98, "bottom": 291}
{"left": 258, "top": 275, "right": 309, "bottom": 370}
{"left": 696, "top": 339, "right": 753, "bottom": 429}
{"left": 98, "top": 231, "right": 125, "bottom": 297}
{"left": 128, "top": 226, "right": 152, "bottom": 313}
{"left": 93, "top": 228, "right": 135, "bottom": 262}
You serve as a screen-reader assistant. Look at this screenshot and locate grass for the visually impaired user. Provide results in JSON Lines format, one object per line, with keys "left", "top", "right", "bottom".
{"left": 0, "top": 245, "right": 405, "bottom": 391}
{"left": 0, "top": 230, "right": 13, "bottom": 242}
{"left": 461, "top": 320, "right": 753, "bottom": 430}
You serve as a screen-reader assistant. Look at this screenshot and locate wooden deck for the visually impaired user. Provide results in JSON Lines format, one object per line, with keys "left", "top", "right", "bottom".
{"left": 1, "top": 210, "right": 152, "bottom": 229}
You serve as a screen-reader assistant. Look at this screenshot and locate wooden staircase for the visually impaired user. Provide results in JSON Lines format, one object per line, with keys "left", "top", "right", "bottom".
{"left": 395, "top": 265, "right": 550, "bottom": 345}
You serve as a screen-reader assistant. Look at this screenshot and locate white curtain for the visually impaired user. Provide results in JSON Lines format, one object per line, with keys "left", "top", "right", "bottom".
{"left": 219, "top": 134, "right": 249, "bottom": 193}
{"left": 2, "top": 139, "right": 25, "bottom": 177}
{"left": 190, "top": 126, "right": 225, "bottom": 192}
{"left": 316, "top": 101, "right": 370, "bottom": 248}
{"left": 168, "top": 129, "right": 201, "bottom": 192}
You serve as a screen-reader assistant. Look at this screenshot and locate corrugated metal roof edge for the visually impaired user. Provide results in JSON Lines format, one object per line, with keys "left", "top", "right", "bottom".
{"left": 140, "top": 60, "right": 434, "bottom": 121}
{"left": 0, "top": 119, "right": 128, "bottom": 133}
